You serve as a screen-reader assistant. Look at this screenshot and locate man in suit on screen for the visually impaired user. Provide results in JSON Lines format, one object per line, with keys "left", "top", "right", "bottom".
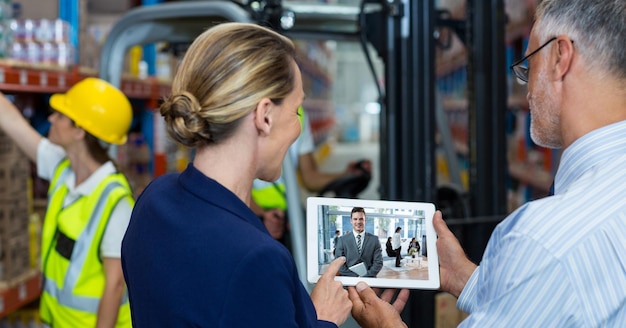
{"left": 335, "top": 207, "right": 383, "bottom": 277}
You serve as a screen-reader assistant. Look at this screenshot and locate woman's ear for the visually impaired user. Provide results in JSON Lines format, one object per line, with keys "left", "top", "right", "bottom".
{"left": 254, "top": 98, "right": 273, "bottom": 136}
{"left": 74, "top": 126, "right": 86, "bottom": 141}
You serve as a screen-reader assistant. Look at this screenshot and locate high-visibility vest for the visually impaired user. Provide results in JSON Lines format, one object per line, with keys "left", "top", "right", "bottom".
{"left": 251, "top": 106, "right": 306, "bottom": 210}
{"left": 40, "top": 159, "right": 133, "bottom": 327}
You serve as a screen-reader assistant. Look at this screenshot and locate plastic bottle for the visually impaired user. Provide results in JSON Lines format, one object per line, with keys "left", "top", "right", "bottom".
{"left": 24, "top": 40, "right": 40, "bottom": 63}
{"left": 156, "top": 48, "right": 171, "bottom": 81}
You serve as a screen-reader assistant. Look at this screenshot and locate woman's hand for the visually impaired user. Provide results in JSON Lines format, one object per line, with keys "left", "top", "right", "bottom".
{"left": 311, "top": 257, "right": 352, "bottom": 326}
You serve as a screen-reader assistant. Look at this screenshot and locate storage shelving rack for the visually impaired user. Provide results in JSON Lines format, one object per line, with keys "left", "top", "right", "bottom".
{"left": 0, "top": 60, "right": 170, "bottom": 320}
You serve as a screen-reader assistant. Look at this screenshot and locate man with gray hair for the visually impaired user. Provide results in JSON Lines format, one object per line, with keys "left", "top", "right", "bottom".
{"left": 431, "top": 0, "right": 626, "bottom": 326}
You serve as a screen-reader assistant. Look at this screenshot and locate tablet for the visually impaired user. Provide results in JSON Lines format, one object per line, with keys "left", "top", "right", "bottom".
{"left": 306, "top": 197, "right": 439, "bottom": 290}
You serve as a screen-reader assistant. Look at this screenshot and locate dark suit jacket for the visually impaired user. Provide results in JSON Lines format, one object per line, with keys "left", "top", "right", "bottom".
{"left": 335, "top": 232, "right": 383, "bottom": 277}
{"left": 122, "top": 165, "right": 335, "bottom": 327}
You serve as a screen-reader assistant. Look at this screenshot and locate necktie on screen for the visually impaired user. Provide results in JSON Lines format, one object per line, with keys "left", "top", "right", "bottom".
{"left": 357, "top": 234, "right": 362, "bottom": 254}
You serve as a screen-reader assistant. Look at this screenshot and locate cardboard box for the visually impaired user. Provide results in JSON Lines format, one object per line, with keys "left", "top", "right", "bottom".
{"left": 0, "top": 161, "right": 29, "bottom": 201}
{"left": 0, "top": 200, "right": 29, "bottom": 237}
{"left": 14, "top": 0, "right": 58, "bottom": 20}
{"left": 0, "top": 231, "right": 30, "bottom": 281}
{"left": 435, "top": 292, "right": 469, "bottom": 328}
{"left": 88, "top": 0, "right": 134, "bottom": 14}
{"left": 0, "top": 130, "right": 23, "bottom": 159}
{"left": 0, "top": 131, "right": 30, "bottom": 203}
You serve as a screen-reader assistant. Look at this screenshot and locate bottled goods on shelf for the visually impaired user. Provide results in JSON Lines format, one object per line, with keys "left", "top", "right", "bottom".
{"left": 4, "top": 18, "right": 74, "bottom": 69}
{"left": 0, "top": 0, "right": 11, "bottom": 58}
{"left": 433, "top": 0, "right": 556, "bottom": 209}
{"left": 294, "top": 40, "right": 336, "bottom": 146}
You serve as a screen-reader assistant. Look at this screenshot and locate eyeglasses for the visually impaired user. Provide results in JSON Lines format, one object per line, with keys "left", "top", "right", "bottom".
{"left": 509, "top": 37, "right": 557, "bottom": 84}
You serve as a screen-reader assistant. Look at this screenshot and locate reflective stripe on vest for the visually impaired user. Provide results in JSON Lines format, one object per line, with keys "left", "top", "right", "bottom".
{"left": 252, "top": 106, "right": 306, "bottom": 210}
{"left": 251, "top": 180, "right": 288, "bottom": 210}
{"left": 41, "top": 160, "right": 72, "bottom": 273}
{"left": 43, "top": 181, "right": 124, "bottom": 313}
{"left": 47, "top": 161, "right": 72, "bottom": 203}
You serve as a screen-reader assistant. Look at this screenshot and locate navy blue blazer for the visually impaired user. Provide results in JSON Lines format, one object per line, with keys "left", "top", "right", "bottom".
{"left": 122, "top": 164, "right": 335, "bottom": 327}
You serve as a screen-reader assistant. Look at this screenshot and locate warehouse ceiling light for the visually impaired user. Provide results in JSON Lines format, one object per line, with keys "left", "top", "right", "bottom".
{"left": 280, "top": 10, "right": 295, "bottom": 30}
{"left": 248, "top": 1, "right": 261, "bottom": 11}
{"left": 234, "top": 0, "right": 295, "bottom": 31}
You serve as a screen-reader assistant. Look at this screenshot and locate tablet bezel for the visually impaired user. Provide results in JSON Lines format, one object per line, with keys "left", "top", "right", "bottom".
{"left": 306, "top": 197, "right": 440, "bottom": 290}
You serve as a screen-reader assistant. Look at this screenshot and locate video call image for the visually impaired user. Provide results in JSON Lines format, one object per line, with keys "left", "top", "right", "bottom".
{"left": 315, "top": 204, "right": 429, "bottom": 280}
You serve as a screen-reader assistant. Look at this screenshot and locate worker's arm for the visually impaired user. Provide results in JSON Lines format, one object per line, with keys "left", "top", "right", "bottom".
{"left": 96, "top": 257, "right": 126, "bottom": 328}
{"left": 0, "top": 93, "right": 42, "bottom": 162}
{"left": 298, "top": 153, "right": 372, "bottom": 193}
{"left": 297, "top": 152, "right": 344, "bottom": 192}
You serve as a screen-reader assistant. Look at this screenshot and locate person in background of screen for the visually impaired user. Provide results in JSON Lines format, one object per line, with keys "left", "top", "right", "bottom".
{"left": 385, "top": 237, "right": 396, "bottom": 257}
{"left": 392, "top": 227, "right": 402, "bottom": 267}
{"left": 407, "top": 237, "right": 420, "bottom": 256}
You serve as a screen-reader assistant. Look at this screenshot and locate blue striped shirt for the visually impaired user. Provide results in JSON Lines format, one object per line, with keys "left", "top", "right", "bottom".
{"left": 457, "top": 120, "right": 626, "bottom": 327}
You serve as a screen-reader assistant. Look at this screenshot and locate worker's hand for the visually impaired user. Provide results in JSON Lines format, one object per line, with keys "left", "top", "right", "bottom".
{"left": 433, "top": 210, "right": 477, "bottom": 298}
{"left": 345, "top": 159, "right": 372, "bottom": 176}
{"left": 261, "top": 209, "right": 286, "bottom": 240}
{"left": 311, "top": 257, "right": 352, "bottom": 326}
{"left": 348, "top": 282, "right": 408, "bottom": 328}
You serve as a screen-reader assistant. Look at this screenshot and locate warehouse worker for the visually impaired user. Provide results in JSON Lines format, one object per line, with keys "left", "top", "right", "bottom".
{"left": 0, "top": 78, "right": 133, "bottom": 327}
{"left": 250, "top": 108, "right": 372, "bottom": 242}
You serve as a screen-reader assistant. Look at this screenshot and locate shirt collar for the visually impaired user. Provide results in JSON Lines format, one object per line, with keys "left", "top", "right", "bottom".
{"left": 67, "top": 161, "right": 116, "bottom": 196}
{"left": 554, "top": 120, "right": 626, "bottom": 194}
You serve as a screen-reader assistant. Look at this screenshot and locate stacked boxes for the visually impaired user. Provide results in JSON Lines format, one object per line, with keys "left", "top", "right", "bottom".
{"left": 117, "top": 132, "right": 152, "bottom": 199}
{"left": 0, "top": 129, "right": 32, "bottom": 282}
{"left": 435, "top": 292, "right": 469, "bottom": 328}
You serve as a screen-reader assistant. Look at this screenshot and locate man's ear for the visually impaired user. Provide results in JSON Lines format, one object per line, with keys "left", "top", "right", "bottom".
{"left": 553, "top": 37, "right": 575, "bottom": 81}
{"left": 254, "top": 98, "right": 273, "bottom": 136}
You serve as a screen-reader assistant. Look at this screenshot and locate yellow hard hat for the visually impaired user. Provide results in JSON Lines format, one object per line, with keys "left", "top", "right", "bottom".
{"left": 49, "top": 77, "right": 132, "bottom": 145}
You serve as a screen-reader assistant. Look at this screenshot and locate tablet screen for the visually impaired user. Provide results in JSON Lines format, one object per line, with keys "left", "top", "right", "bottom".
{"left": 306, "top": 197, "right": 440, "bottom": 290}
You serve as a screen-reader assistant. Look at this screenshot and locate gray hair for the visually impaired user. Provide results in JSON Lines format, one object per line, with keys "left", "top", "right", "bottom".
{"left": 535, "top": 0, "right": 626, "bottom": 80}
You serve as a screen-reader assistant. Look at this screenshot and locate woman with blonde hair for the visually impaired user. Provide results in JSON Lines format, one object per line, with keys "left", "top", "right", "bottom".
{"left": 121, "top": 22, "right": 357, "bottom": 327}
